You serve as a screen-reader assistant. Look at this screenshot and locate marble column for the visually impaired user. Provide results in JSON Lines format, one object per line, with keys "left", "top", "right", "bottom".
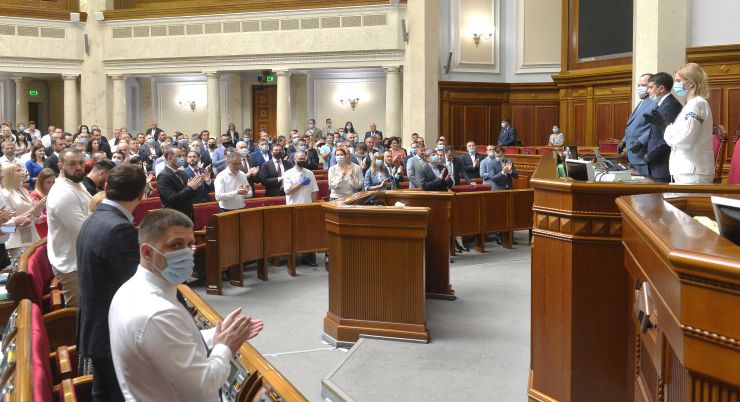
{"left": 111, "top": 75, "right": 127, "bottom": 130}
{"left": 138, "top": 76, "right": 154, "bottom": 130}
{"left": 227, "top": 74, "right": 243, "bottom": 132}
{"left": 62, "top": 74, "right": 79, "bottom": 132}
{"left": 384, "top": 66, "right": 402, "bottom": 138}
{"left": 276, "top": 70, "right": 292, "bottom": 137}
{"left": 633, "top": 0, "right": 687, "bottom": 105}
{"left": 293, "top": 74, "right": 308, "bottom": 132}
{"left": 402, "top": 0, "right": 440, "bottom": 145}
{"left": 12, "top": 77, "right": 29, "bottom": 126}
{"left": 206, "top": 72, "right": 221, "bottom": 138}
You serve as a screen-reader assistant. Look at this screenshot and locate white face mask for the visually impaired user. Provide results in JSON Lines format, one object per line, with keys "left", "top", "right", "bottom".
{"left": 501, "top": 123, "right": 507, "bottom": 128}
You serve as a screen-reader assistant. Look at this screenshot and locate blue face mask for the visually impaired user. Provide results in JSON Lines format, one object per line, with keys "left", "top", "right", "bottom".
{"left": 78, "top": 138, "right": 89, "bottom": 144}
{"left": 112, "top": 159, "right": 122, "bottom": 166}
{"left": 637, "top": 85, "right": 648, "bottom": 98}
{"left": 375, "top": 159, "right": 383, "bottom": 167}
{"left": 488, "top": 151, "right": 495, "bottom": 158}
{"left": 151, "top": 246, "right": 194, "bottom": 285}
{"left": 649, "top": 92, "right": 658, "bottom": 101}
{"left": 437, "top": 145, "right": 444, "bottom": 150}
{"left": 298, "top": 146, "right": 306, "bottom": 152}
{"left": 468, "top": 148, "right": 476, "bottom": 155}
{"left": 430, "top": 155, "right": 440, "bottom": 163}
{"left": 261, "top": 145, "right": 269, "bottom": 152}
{"left": 147, "top": 139, "right": 155, "bottom": 146}
{"left": 176, "top": 156, "right": 186, "bottom": 167}
{"left": 335, "top": 155, "right": 345, "bottom": 163}
{"left": 552, "top": 127, "right": 559, "bottom": 133}
{"left": 673, "top": 81, "right": 688, "bottom": 96}
{"left": 353, "top": 137, "right": 359, "bottom": 143}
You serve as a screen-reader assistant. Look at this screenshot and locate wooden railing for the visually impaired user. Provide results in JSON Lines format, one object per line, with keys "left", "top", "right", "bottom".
{"left": 0, "top": 0, "right": 85, "bottom": 21}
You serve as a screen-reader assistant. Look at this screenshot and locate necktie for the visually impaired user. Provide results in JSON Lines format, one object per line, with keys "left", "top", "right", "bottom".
{"left": 276, "top": 161, "right": 282, "bottom": 177}
{"left": 176, "top": 170, "right": 186, "bottom": 186}
{"left": 194, "top": 167, "right": 199, "bottom": 175}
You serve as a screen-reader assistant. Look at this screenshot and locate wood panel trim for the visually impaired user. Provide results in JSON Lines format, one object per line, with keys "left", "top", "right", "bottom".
{"left": 0, "top": 6, "right": 86, "bottom": 21}
{"left": 687, "top": 44, "right": 740, "bottom": 65}
{"left": 564, "top": 0, "right": 632, "bottom": 71}
{"left": 106, "top": 0, "right": 398, "bottom": 20}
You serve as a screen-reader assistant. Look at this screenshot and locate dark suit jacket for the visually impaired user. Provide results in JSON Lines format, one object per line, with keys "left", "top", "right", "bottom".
{"left": 645, "top": 95, "right": 682, "bottom": 182}
{"left": 146, "top": 128, "right": 163, "bottom": 138}
{"left": 498, "top": 127, "right": 517, "bottom": 146}
{"left": 76, "top": 203, "right": 139, "bottom": 359}
{"left": 351, "top": 154, "right": 372, "bottom": 175}
{"left": 249, "top": 150, "right": 272, "bottom": 167}
{"left": 445, "top": 157, "right": 464, "bottom": 186}
{"left": 485, "top": 159, "right": 519, "bottom": 190}
{"left": 156, "top": 166, "right": 196, "bottom": 221}
{"left": 364, "top": 130, "right": 383, "bottom": 139}
{"left": 183, "top": 165, "right": 214, "bottom": 204}
{"left": 82, "top": 176, "right": 99, "bottom": 196}
{"left": 44, "top": 153, "right": 60, "bottom": 176}
{"left": 419, "top": 164, "right": 452, "bottom": 191}
{"left": 455, "top": 153, "right": 482, "bottom": 184}
{"left": 258, "top": 159, "right": 293, "bottom": 197}
{"left": 288, "top": 149, "right": 319, "bottom": 171}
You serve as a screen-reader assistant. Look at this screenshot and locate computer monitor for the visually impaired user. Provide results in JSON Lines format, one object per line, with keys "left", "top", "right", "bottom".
{"left": 711, "top": 196, "right": 740, "bottom": 246}
{"left": 565, "top": 159, "right": 595, "bottom": 181}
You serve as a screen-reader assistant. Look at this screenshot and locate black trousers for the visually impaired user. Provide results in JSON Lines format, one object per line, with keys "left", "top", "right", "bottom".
{"left": 91, "top": 357, "right": 125, "bottom": 402}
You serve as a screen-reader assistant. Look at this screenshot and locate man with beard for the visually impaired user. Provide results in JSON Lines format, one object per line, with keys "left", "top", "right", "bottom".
{"left": 47, "top": 148, "right": 92, "bottom": 307}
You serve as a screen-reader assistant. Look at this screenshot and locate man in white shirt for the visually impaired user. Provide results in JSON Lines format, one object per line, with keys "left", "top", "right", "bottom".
{"left": 46, "top": 148, "right": 92, "bottom": 307}
{"left": 0, "top": 141, "right": 21, "bottom": 167}
{"left": 214, "top": 153, "right": 253, "bottom": 212}
{"left": 41, "top": 125, "right": 55, "bottom": 149}
{"left": 283, "top": 151, "right": 319, "bottom": 268}
{"left": 109, "top": 209, "right": 263, "bottom": 402}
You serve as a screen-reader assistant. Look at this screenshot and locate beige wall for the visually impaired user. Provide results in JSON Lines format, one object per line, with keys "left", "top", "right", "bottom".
{"left": 520, "top": 0, "right": 561, "bottom": 68}
{"left": 157, "top": 81, "right": 208, "bottom": 135}
{"left": 315, "top": 79, "right": 386, "bottom": 136}
{"left": 459, "top": 0, "right": 495, "bottom": 65}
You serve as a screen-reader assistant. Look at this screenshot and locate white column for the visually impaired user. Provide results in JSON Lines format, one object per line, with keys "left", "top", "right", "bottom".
{"left": 206, "top": 72, "right": 221, "bottom": 137}
{"left": 384, "top": 66, "right": 402, "bottom": 138}
{"left": 62, "top": 74, "right": 79, "bottom": 132}
{"left": 227, "top": 74, "right": 243, "bottom": 132}
{"left": 276, "top": 70, "right": 292, "bottom": 137}
{"left": 632, "top": 0, "right": 687, "bottom": 106}
{"left": 111, "top": 75, "right": 127, "bottom": 130}
{"left": 402, "top": 0, "right": 440, "bottom": 145}
{"left": 13, "top": 77, "right": 29, "bottom": 126}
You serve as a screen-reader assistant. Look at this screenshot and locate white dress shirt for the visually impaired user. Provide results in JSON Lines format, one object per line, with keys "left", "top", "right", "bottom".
{"left": 0, "top": 155, "right": 22, "bottom": 168}
{"left": 109, "top": 266, "right": 230, "bottom": 402}
{"left": 214, "top": 168, "right": 252, "bottom": 210}
{"left": 41, "top": 134, "right": 52, "bottom": 148}
{"left": 283, "top": 167, "right": 319, "bottom": 205}
{"left": 46, "top": 177, "right": 91, "bottom": 274}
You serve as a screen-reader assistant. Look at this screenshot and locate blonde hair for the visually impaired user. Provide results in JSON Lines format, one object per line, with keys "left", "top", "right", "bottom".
{"left": 370, "top": 152, "right": 384, "bottom": 172}
{"left": 1, "top": 163, "right": 23, "bottom": 191}
{"left": 676, "top": 62, "right": 710, "bottom": 99}
{"left": 89, "top": 191, "right": 106, "bottom": 213}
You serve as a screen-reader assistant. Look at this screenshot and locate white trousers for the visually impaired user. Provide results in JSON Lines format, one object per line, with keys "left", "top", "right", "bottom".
{"left": 672, "top": 174, "right": 713, "bottom": 184}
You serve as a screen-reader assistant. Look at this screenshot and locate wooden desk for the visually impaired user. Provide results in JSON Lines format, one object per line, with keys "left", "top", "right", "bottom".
{"left": 322, "top": 203, "right": 430, "bottom": 346}
{"left": 528, "top": 155, "right": 740, "bottom": 402}
{"left": 618, "top": 194, "right": 740, "bottom": 402}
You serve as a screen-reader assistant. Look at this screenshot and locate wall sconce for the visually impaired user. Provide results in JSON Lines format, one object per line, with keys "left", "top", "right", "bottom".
{"left": 340, "top": 98, "right": 360, "bottom": 111}
{"left": 178, "top": 100, "right": 196, "bottom": 112}
{"left": 472, "top": 32, "right": 493, "bottom": 47}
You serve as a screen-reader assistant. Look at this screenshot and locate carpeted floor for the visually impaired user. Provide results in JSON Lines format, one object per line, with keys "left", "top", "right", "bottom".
{"left": 192, "top": 231, "right": 531, "bottom": 401}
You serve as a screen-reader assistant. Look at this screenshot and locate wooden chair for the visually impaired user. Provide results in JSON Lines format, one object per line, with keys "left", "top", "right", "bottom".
{"left": 504, "top": 146, "right": 520, "bottom": 154}
{"left": 599, "top": 138, "right": 620, "bottom": 153}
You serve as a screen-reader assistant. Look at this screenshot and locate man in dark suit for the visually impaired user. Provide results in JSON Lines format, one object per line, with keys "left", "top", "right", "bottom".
{"left": 249, "top": 139, "right": 272, "bottom": 167}
{"left": 82, "top": 159, "right": 115, "bottom": 196}
{"left": 351, "top": 143, "right": 372, "bottom": 175}
{"left": 444, "top": 147, "right": 463, "bottom": 186}
{"left": 145, "top": 121, "right": 163, "bottom": 139}
{"left": 498, "top": 118, "right": 517, "bottom": 146}
{"left": 364, "top": 122, "right": 383, "bottom": 139}
{"left": 618, "top": 73, "right": 655, "bottom": 176}
{"left": 287, "top": 139, "right": 319, "bottom": 170}
{"left": 418, "top": 151, "right": 453, "bottom": 191}
{"left": 455, "top": 141, "right": 482, "bottom": 185}
{"left": 156, "top": 147, "right": 203, "bottom": 222}
{"left": 184, "top": 150, "right": 214, "bottom": 203}
{"left": 258, "top": 144, "right": 293, "bottom": 197}
{"left": 44, "top": 137, "right": 66, "bottom": 176}
{"left": 635, "top": 72, "right": 682, "bottom": 183}
{"left": 76, "top": 164, "right": 146, "bottom": 402}
{"left": 481, "top": 145, "right": 519, "bottom": 190}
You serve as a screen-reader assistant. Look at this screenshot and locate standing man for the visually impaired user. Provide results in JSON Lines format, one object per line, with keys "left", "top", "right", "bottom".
{"left": 498, "top": 118, "right": 517, "bottom": 146}
{"left": 406, "top": 144, "right": 427, "bottom": 189}
{"left": 283, "top": 151, "right": 319, "bottom": 268}
{"left": 619, "top": 73, "right": 655, "bottom": 176}
{"left": 456, "top": 141, "right": 481, "bottom": 186}
{"left": 322, "top": 118, "right": 335, "bottom": 135}
{"left": 445, "top": 147, "right": 463, "bottom": 186}
{"left": 211, "top": 134, "right": 233, "bottom": 173}
{"left": 364, "top": 123, "right": 383, "bottom": 139}
{"left": 183, "top": 151, "right": 214, "bottom": 204}
{"left": 145, "top": 121, "right": 163, "bottom": 139}
{"left": 156, "top": 147, "right": 203, "bottom": 222}
{"left": 47, "top": 149, "right": 92, "bottom": 306}
{"left": 214, "top": 153, "right": 253, "bottom": 212}
{"left": 109, "top": 209, "right": 263, "bottom": 401}
{"left": 306, "top": 118, "right": 323, "bottom": 139}
{"left": 77, "top": 165, "right": 146, "bottom": 402}
{"left": 418, "top": 151, "right": 453, "bottom": 191}
{"left": 249, "top": 139, "right": 272, "bottom": 167}
{"left": 258, "top": 144, "right": 292, "bottom": 197}
{"left": 82, "top": 159, "right": 116, "bottom": 196}
{"left": 637, "top": 72, "right": 682, "bottom": 182}
{"left": 480, "top": 145, "right": 518, "bottom": 190}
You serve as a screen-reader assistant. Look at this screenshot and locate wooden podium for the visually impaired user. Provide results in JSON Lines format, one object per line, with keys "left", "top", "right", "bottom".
{"left": 322, "top": 202, "right": 431, "bottom": 346}
{"left": 618, "top": 194, "right": 740, "bottom": 402}
{"left": 528, "top": 156, "right": 740, "bottom": 402}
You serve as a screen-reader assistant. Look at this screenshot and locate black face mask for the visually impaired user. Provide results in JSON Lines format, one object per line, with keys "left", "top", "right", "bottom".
{"left": 222, "top": 141, "right": 232, "bottom": 148}
{"left": 208, "top": 143, "right": 216, "bottom": 149}
{"left": 272, "top": 153, "right": 282, "bottom": 159}
{"left": 296, "top": 161, "right": 307, "bottom": 168}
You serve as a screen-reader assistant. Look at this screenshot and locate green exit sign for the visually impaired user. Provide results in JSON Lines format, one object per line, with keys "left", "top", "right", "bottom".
{"left": 265, "top": 75, "right": 275, "bottom": 82}
{"left": 29, "top": 90, "right": 39, "bottom": 96}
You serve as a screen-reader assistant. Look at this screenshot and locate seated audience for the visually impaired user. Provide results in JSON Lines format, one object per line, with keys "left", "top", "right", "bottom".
{"left": 215, "top": 153, "right": 253, "bottom": 212}
{"left": 109, "top": 209, "right": 263, "bottom": 401}
{"left": 548, "top": 125, "right": 565, "bottom": 146}
{"left": 77, "top": 164, "right": 146, "bottom": 402}
{"left": 328, "top": 147, "right": 363, "bottom": 200}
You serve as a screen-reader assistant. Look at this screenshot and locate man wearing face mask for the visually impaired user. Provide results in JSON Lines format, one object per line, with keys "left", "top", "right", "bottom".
{"left": 211, "top": 134, "right": 233, "bottom": 174}
{"left": 480, "top": 145, "right": 518, "bottom": 190}
{"left": 234, "top": 141, "right": 259, "bottom": 189}
{"left": 240, "top": 129, "right": 256, "bottom": 153}
{"left": 417, "top": 150, "right": 453, "bottom": 191}
{"left": 455, "top": 141, "right": 482, "bottom": 187}
{"left": 249, "top": 139, "right": 272, "bottom": 167}
{"left": 498, "top": 119, "right": 517, "bottom": 146}
{"left": 323, "top": 118, "right": 335, "bottom": 135}
{"left": 47, "top": 149, "right": 93, "bottom": 307}
{"left": 351, "top": 143, "right": 371, "bottom": 175}
{"left": 288, "top": 139, "right": 319, "bottom": 170}
{"left": 637, "top": 72, "right": 682, "bottom": 182}
{"left": 618, "top": 73, "right": 655, "bottom": 176}
{"left": 156, "top": 147, "right": 204, "bottom": 222}
{"left": 257, "top": 144, "right": 293, "bottom": 197}
{"left": 0, "top": 141, "right": 20, "bottom": 167}
{"left": 183, "top": 151, "right": 214, "bottom": 204}
{"left": 306, "top": 118, "right": 323, "bottom": 139}
{"left": 109, "top": 209, "right": 264, "bottom": 402}
{"left": 77, "top": 164, "right": 146, "bottom": 402}
{"left": 406, "top": 144, "right": 429, "bottom": 189}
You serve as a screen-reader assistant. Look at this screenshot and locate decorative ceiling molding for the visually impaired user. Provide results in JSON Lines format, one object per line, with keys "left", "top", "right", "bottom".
{"left": 104, "top": 51, "right": 405, "bottom": 75}
{"left": 0, "top": 57, "right": 82, "bottom": 73}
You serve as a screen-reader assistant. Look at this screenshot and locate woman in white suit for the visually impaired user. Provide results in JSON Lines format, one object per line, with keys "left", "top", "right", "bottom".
{"left": 664, "top": 63, "right": 714, "bottom": 184}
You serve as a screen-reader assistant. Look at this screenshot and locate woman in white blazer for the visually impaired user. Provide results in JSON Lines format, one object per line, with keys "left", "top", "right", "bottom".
{"left": 664, "top": 63, "right": 714, "bottom": 184}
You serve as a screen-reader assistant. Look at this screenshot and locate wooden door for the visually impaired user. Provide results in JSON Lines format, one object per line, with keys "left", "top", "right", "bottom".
{"left": 252, "top": 85, "right": 277, "bottom": 138}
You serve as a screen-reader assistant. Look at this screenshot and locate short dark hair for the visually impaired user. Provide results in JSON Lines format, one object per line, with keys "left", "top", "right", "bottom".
{"left": 494, "top": 145, "right": 505, "bottom": 153}
{"left": 649, "top": 72, "right": 673, "bottom": 91}
{"left": 356, "top": 143, "right": 368, "bottom": 152}
{"left": 91, "top": 159, "right": 115, "bottom": 173}
{"left": 502, "top": 118, "right": 511, "bottom": 124}
{"left": 106, "top": 164, "right": 146, "bottom": 202}
{"left": 138, "top": 209, "right": 193, "bottom": 246}
{"left": 59, "top": 148, "right": 81, "bottom": 164}
{"left": 640, "top": 73, "right": 654, "bottom": 80}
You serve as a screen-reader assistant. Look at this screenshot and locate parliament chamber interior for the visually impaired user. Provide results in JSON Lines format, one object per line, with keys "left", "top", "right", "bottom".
{"left": 0, "top": 0, "right": 738, "bottom": 401}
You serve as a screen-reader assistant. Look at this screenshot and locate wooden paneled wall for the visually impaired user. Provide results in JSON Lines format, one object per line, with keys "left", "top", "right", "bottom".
{"left": 0, "top": 0, "right": 82, "bottom": 20}
{"left": 688, "top": 44, "right": 740, "bottom": 161}
{"left": 439, "top": 82, "right": 559, "bottom": 148}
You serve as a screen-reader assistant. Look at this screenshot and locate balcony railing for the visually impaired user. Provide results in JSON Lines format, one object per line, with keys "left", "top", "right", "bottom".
{"left": 0, "top": 0, "right": 85, "bottom": 21}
